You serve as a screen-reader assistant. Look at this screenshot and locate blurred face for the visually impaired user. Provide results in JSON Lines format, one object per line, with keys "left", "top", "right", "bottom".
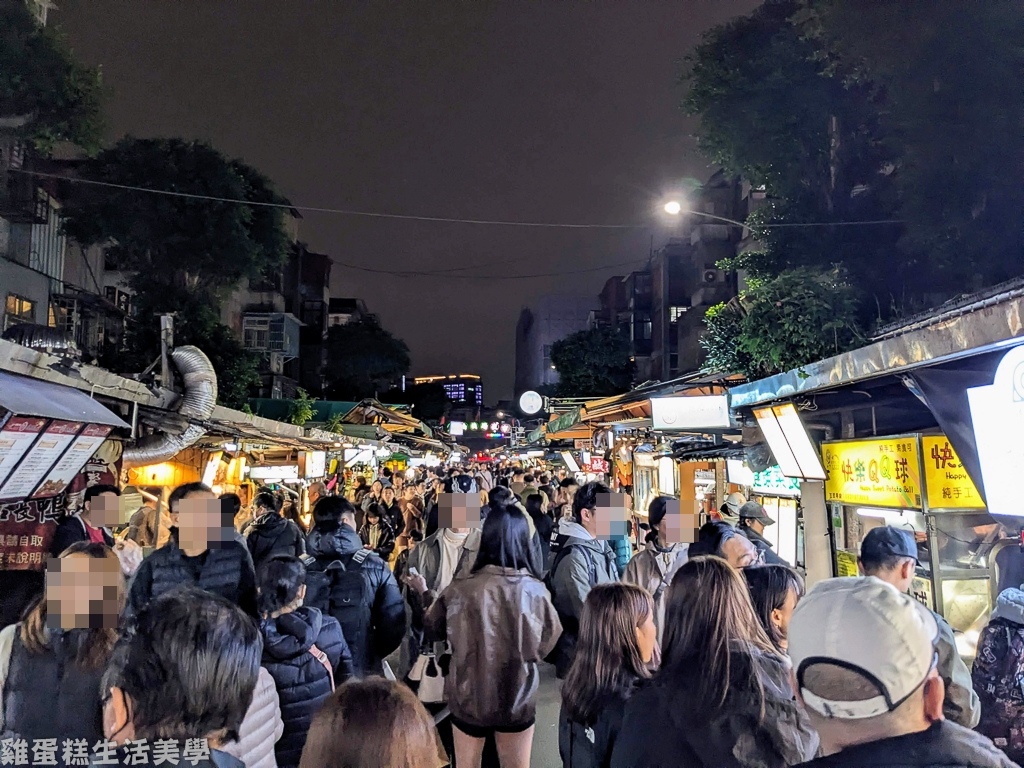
{"left": 371, "top": 481, "right": 383, "bottom": 496}
{"left": 46, "top": 551, "right": 122, "bottom": 630}
{"left": 656, "top": 502, "right": 698, "bottom": 545}
{"left": 438, "top": 493, "right": 481, "bottom": 532}
{"left": 85, "top": 492, "right": 123, "bottom": 528}
{"left": 635, "top": 609, "right": 657, "bottom": 665}
{"left": 582, "top": 493, "right": 630, "bottom": 537}
{"left": 175, "top": 491, "right": 231, "bottom": 552}
{"left": 721, "top": 534, "right": 760, "bottom": 568}
{"left": 382, "top": 488, "right": 395, "bottom": 504}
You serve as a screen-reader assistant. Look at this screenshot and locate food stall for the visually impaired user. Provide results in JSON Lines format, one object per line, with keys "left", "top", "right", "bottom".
{"left": 749, "top": 465, "right": 803, "bottom": 568}
{"left": 821, "top": 434, "right": 994, "bottom": 658}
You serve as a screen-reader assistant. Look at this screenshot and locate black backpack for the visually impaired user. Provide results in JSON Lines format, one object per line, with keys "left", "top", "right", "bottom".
{"left": 544, "top": 541, "right": 598, "bottom": 677}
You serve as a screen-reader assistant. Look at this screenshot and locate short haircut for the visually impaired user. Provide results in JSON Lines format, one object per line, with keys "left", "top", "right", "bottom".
{"left": 253, "top": 491, "right": 279, "bottom": 513}
{"left": 489, "top": 486, "right": 515, "bottom": 507}
{"left": 313, "top": 496, "right": 356, "bottom": 528}
{"left": 690, "top": 521, "right": 737, "bottom": 558}
{"left": 523, "top": 473, "right": 535, "bottom": 484}
{"left": 257, "top": 555, "right": 306, "bottom": 616}
{"left": 102, "top": 586, "right": 260, "bottom": 743}
{"left": 572, "top": 481, "right": 610, "bottom": 523}
{"left": 860, "top": 552, "right": 914, "bottom": 574}
{"left": 219, "top": 493, "right": 242, "bottom": 516}
{"left": 382, "top": 467, "right": 393, "bottom": 478}
{"left": 168, "top": 482, "right": 213, "bottom": 510}
{"left": 539, "top": 473, "right": 550, "bottom": 484}
{"left": 559, "top": 477, "right": 578, "bottom": 489}
{"left": 84, "top": 484, "right": 120, "bottom": 504}
{"left": 513, "top": 469, "right": 525, "bottom": 478}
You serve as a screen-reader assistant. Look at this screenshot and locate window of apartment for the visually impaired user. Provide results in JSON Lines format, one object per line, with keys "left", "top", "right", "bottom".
{"left": 669, "top": 306, "right": 689, "bottom": 323}
{"left": 633, "top": 313, "right": 652, "bottom": 341}
{"left": 4, "top": 294, "right": 35, "bottom": 329}
{"left": 242, "top": 316, "right": 270, "bottom": 350}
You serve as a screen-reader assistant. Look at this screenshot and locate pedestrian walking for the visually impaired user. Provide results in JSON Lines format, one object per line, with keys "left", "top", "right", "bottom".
{"left": 94, "top": 586, "right": 262, "bottom": 767}
{"left": 559, "top": 583, "right": 655, "bottom": 768}
{"left": 299, "top": 679, "right": 446, "bottom": 768}
{"left": 409, "top": 503, "right": 561, "bottom": 768}
{"left": 743, "top": 564, "right": 804, "bottom": 654}
{"left": 622, "top": 495, "right": 689, "bottom": 641}
{"left": 304, "top": 497, "right": 406, "bottom": 676}
{"left": 858, "top": 525, "right": 980, "bottom": 727}
{"left": 790, "top": 577, "right": 1013, "bottom": 768}
{"left": 126, "top": 482, "right": 258, "bottom": 620}
{"left": 524, "top": 493, "right": 554, "bottom": 570}
{"left": 359, "top": 503, "right": 397, "bottom": 560}
{"left": 610, "top": 556, "right": 818, "bottom": 768}
{"left": 0, "top": 542, "right": 123, "bottom": 746}
{"left": 547, "top": 481, "right": 620, "bottom": 678}
{"left": 737, "top": 501, "right": 788, "bottom": 565}
{"left": 257, "top": 555, "right": 352, "bottom": 768}
{"left": 972, "top": 584, "right": 1024, "bottom": 763}
{"left": 380, "top": 486, "right": 404, "bottom": 539}
{"left": 247, "top": 491, "right": 305, "bottom": 571}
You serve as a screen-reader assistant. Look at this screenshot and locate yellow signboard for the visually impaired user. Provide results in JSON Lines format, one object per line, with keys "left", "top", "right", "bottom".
{"left": 921, "top": 436, "right": 984, "bottom": 509}
{"left": 822, "top": 437, "right": 922, "bottom": 509}
{"left": 836, "top": 549, "right": 859, "bottom": 577}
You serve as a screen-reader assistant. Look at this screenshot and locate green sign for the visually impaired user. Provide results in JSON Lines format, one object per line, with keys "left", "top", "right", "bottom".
{"left": 752, "top": 465, "right": 802, "bottom": 497}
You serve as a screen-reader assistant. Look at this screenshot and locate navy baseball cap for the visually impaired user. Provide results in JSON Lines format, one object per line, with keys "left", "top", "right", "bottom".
{"left": 860, "top": 525, "right": 918, "bottom": 564}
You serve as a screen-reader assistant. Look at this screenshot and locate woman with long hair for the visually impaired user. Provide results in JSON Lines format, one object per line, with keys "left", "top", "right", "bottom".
{"left": 610, "top": 557, "right": 818, "bottom": 768}
{"left": 0, "top": 542, "right": 124, "bottom": 744}
{"left": 744, "top": 564, "right": 805, "bottom": 654}
{"left": 559, "top": 583, "right": 656, "bottom": 768}
{"left": 408, "top": 504, "right": 562, "bottom": 768}
{"left": 299, "top": 678, "right": 446, "bottom": 768}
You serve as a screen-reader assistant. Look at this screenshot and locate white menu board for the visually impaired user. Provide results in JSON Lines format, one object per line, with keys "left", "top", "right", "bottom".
{"left": 0, "top": 416, "right": 47, "bottom": 488}
{"left": 33, "top": 423, "right": 113, "bottom": 499}
{"left": 0, "top": 420, "right": 82, "bottom": 501}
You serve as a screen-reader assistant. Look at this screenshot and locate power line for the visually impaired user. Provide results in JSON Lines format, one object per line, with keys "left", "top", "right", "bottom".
{"left": 336, "top": 257, "right": 651, "bottom": 280}
{"left": 15, "top": 168, "right": 904, "bottom": 230}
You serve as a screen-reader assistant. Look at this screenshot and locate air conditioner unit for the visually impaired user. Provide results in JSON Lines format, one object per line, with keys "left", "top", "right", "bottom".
{"left": 703, "top": 269, "right": 723, "bottom": 284}
{"left": 269, "top": 351, "right": 284, "bottom": 375}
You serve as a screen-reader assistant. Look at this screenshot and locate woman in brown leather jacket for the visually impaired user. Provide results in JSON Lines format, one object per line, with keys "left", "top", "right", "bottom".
{"left": 410, "top": 502, "right": 562, "bottom": 768}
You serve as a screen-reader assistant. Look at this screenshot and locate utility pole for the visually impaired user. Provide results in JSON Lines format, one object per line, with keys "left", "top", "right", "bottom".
{"left": 159, "top": 313, "right": 175, "bottom": 387}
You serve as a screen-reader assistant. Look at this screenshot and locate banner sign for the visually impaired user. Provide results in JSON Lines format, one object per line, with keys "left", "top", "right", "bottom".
{"left": 822, "top": 437, "right": 923, "bottom": 509}
{"left": 921, "top": 436, "right": 984, "bottom": 509}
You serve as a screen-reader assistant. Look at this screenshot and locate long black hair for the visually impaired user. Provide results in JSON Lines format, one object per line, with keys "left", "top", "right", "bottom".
{"left": 472, "top": 502, "right": 541, "bottom": 578}
{"left": 257, "top": 555, "right": 306, "bottom": 616}
{"left": 744, "top": 564, "right": 804, "bottom": 653}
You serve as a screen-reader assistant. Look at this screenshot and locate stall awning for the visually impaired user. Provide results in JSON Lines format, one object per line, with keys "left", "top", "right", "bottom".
{"left": 0, "top": 371, "right": 128, "bottom": 428}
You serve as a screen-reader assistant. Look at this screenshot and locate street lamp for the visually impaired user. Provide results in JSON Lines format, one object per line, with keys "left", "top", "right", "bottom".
{"left": 663, "top": 198, "right": 748, "bottom": 229}
{"left": 663, "top": 200, "right": 682, "bottom": 215}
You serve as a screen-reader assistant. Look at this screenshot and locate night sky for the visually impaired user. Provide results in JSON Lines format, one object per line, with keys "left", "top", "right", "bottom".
{"left": 57, "top": 1, "right": 759, "bottom": 401}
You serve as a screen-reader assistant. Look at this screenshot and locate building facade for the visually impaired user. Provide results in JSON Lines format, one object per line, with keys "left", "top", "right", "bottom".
{"left": 514, "top": 295, "right": 594, "bottom": 396}
{"left": 414, "top": 374, "right": 483, "bottom": 406}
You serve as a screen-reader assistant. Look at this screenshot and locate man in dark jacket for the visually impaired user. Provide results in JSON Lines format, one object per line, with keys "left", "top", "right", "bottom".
{"left": 246, "top": 490, "right": 305, "bottom": 570}
{"left": 126, "top": 483, "right": 258, "bottom": 621}
{"left": 790, "top": 577, "right": 1014, "bottom": 768}
{"left": 548, "top": 481, "right": 620, "bottom": 677}
{"left": 51, "top": 484, "right": 118, "bottom": 555}
{"left": 859, "top": 526, "right": 980, "bottom": 728}
{"left": 93, "top": 587, "right": 259, "bottom": 767}
{"left": 736, "top": 501, "right": 788, "bottom": 565}
{"left": 304, "top": 496, "right": 405, "bottom": 676}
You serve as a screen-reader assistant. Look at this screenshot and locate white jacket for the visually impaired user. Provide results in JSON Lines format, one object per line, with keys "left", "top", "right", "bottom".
{"left": 221, "top": 667, "right": 284, "bottom": 768}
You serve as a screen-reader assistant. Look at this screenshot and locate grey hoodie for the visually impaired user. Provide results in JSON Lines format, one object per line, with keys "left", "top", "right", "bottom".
{"left": 550, "top": 520, "right": 619, "bottom": 623}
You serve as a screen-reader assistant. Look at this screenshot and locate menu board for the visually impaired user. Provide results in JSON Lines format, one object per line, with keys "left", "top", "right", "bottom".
{"left": 32, "top": 424, "right": 112, "bottom": 499}
{"left": 0, "top": 420, "right": 82, "bottom": 501}
{"left": 0, "top": 417, "right": 47, "bottom": 487}
{"left": 822, "top": 437, "right": 923, "bottom": 509}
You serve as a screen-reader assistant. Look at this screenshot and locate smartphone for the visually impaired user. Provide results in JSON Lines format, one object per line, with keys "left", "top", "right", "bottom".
{"left": 408, "top": 566, "right": 420, "bottom": 577}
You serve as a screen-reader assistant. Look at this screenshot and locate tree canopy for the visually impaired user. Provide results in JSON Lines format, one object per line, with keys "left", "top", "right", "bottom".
{"left": 550, "top": 326, "right": 635, "bottom": 398}
{"left": 61, "top": 137, "right": 293, "bottom": 408}
{"left": 687, "top": 0, "right": 1024, "bottom": 376}
{"left": 324, "top": 317, "right": 411, "bottom": 400}
{"left": 0, "top": 0, "right": 104, "bottom": 152}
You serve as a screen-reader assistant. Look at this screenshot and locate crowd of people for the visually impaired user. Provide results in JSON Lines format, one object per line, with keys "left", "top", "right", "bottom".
{"left": 1, "top": 462, "right": 1023, "bottom": 768}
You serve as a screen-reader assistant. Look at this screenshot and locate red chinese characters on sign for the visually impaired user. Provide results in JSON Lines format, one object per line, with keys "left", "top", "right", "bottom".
{"left": 587, "top": 457, "right": 610, "bottom": 474}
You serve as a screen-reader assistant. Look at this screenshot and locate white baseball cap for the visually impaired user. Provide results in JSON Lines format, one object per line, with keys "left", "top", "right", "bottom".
{"left": 789, "top": 576, "right": 939, "bottom": 720}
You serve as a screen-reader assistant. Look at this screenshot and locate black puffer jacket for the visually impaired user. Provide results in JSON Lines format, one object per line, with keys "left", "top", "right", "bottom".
{"left": 610, "top": 649, "right": 819, "bottom": 768}
{"left": 795, "top": 720, "right": 1017, "bottom": 768}
{"left": 126, "top": 539, "right": 257, "bottom": 620}
{"left": 261, "top": 606, "right": 352, "bottom": 768}
{"left": 304, "top": 523, "right": 406, "bottom": 675}
{"left": 2, "top": 627, "right": 105, "bottom": 744}
{"left": 247, "top": 513, "right": 305, "bottom": 571}
{"left": 559, "top": 691, "right": 631, "bottom": 768}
